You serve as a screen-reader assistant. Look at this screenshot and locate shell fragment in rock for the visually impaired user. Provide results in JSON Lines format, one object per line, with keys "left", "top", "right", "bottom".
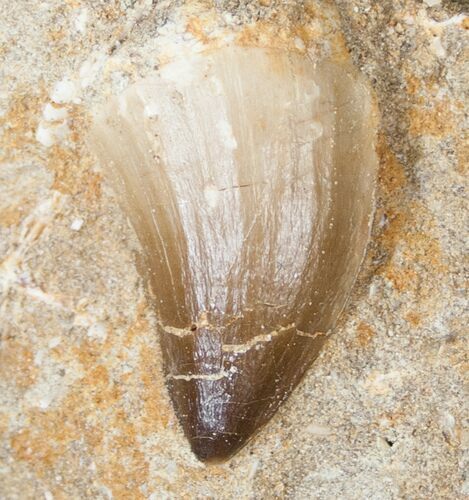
{"left": 89, "top": 46, "right": 378, "bottom": 463}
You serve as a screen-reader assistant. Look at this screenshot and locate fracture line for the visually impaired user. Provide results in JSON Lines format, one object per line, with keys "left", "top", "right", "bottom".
{"left": 296, "top": 329, "right": 329, "bottom": 339}
{"left": 167, "top": 371, "right": 229, "bottom": 381}
{"left": 222, "top": 323, "right": 295, "bottom": 354}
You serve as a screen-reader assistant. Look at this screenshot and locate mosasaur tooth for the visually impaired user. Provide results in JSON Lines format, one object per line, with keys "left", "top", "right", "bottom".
{"left": 90, "top": 45, "right": 378, "bottom": 463}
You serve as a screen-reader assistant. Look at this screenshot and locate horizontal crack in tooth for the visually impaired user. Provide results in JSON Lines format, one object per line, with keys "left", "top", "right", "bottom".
{"left": 159, "top": 321, "right": 328, "bottom": 344}
{"left": 167, "top": 371, "right": 229, "bottom": 381}
{"left": 157, "top": 322, "right": 194, "bottom": 337}
{"left": 296, "top": 329, "right": 329, "bottom": 339}
{"left": 222, "top": 323, "right": 296, "bottom": 354}
{"left": 157, "top": 315, "right": 243, "bottom": 337}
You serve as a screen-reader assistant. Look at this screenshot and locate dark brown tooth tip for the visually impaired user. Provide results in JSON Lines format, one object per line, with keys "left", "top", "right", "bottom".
{"left": 189, "top": 429, "right": 245, "bottom": 464}
{"left": 168, "top": 377, "right": 259, "bottom": 464}
{"left": 164, "top": 326, "right": 327, "bottom": 463}
{"left": 90, "top": 46, "right": 378, "bottom": 461}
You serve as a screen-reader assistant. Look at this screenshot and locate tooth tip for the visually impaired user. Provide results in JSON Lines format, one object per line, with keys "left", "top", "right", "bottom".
{"left": 167, "top": 374, "right": 268, "bottom": 464}
{"left": 189, "top": 432, "right": 246, "bottom": 464}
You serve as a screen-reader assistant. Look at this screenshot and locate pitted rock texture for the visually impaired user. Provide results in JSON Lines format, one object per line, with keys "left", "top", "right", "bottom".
{"left": 0, "top": 0, "right": 467, "bottom": 498}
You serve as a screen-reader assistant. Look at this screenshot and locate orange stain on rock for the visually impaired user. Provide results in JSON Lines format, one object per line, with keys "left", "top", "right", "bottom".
{"left": 68, "top": 104, "right": 90, "bottom": 144}
{"left": 85, "top": 425, "right": 105, "bottom": 448}
{"left": 0, "top": 412, "right": 10, "bottom": 438}
{"left": 96, "top": 409, "right": 149, "bottom": 500}
{"left": 401, "top": 230, "right": 447, "bottom": 273}
{"left": 408, "top": 100, "right": 455, "bottom": 138}
{"left": 377, "top": 137, "right": 407, "bottom": 193}
{"left": 356, "top": 322, "right": 375, "bottom": 347}
{"left": 405, "top": 311, "right": 422, "bottom": 327}
{"left": 47, "top": 145, "right": 80, "bottom": 193}
{"left": 0, "top": 90, "right": 44, "bottom": 162}
{"left": 405, "top": 73, "right": 459, "bottom": 139}
{"left": 11, "top": 428, "right": 59, "bottom": 469}
{"left": 0, "top": 87, "right": 101, "bottom": 203}
{"left": 73, "top": 338, "right": 107, "bottom": 368}
{"left": 96, "top": 1, "right": 123, "bottom": 22}
{"left": 0, "top": 340, "right": 37, "bottom": 390}
{"left": 405, "top": 74, "right": 439, "bottom": 102}
{"left": 11, "top": 406, "right": 80, "bottom": 471}
{"left": 374, "top": 137, "right": 447, "bottom": 294}
{"left": 378, "top": 208, "right": 408, "bottom": 255}
{"left": 99, "top": 459, "right": 148, "bottom": 500}
{"left": 384, "top": 266, "right": 419, "bottom": 292}
{"left": 236, "top": 21, "right": 277, "bottom": 48}
{"left": 186, "top": 17, "right": 211, "bottom": 44}
{"left": 47, "top": 104, "right": 101, "bottom": 201}
{"left": 124, "top": 301, "right": 149, "bottom": 347}
{"left": 138, "top": 344, "right": 172, "bottom": 433}
{"left": 47, "top": 28, "right": 66, "bottom": 43}
{"left": 235, "top": 18, "right": 322, "bottom": 54}
{"left": 86, "top": 364, "right": 110, "bottom": 386}
{"left": 10, "top": 329, "right": 153, "bottom": 493}
{"left": 47, "top": 143, "right": 99, "bottom": 197}
{"left": 383, "top": 225, "right": 446, "bottom": 293}
{"left": 80, "top": 362, "right": 121, "bottom": 411}
{"left": 456, "top": 131, "right": 468, "bottom": 174}
{"left": 379, "top": 409, "right": 407, "bottom": 427}
{"left": 406, "top": 74, "right": 421, "bottom": 97}
{"left": 84, "top": 171, "right": 103, "bottom": 202}
{"left": 0, "top": 205, "right": 29, "bottom": 227}
{"left": 375, "top": 136, "right": 408, "bottom": 259}
{"left": 329, "top": 32, "right": 352, "bottom": 63}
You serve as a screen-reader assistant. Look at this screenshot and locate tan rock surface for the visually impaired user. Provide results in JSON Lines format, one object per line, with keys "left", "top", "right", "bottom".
{"left": 0, "top": 1, "right": 467, "bottom": 498}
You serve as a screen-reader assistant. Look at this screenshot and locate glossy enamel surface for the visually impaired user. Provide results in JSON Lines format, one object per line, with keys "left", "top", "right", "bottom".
{"left": 90, "top": 46, "right": 378, "bottom": 462}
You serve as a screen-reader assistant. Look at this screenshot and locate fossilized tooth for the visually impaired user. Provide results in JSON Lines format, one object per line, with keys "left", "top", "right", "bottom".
{"left": 90, "top": 45, "right": 378, "bottom": 463}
